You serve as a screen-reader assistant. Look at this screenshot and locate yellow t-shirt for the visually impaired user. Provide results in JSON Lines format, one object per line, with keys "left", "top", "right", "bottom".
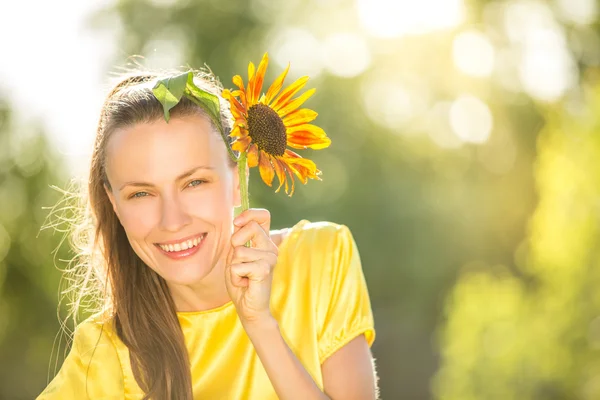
{"left": 37, "top": 220, "right": 376, "bottom": 399}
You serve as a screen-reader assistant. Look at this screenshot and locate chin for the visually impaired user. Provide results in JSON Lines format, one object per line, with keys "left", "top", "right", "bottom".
{"left": 156, "top": 261, "right": 215, "bottom": 287}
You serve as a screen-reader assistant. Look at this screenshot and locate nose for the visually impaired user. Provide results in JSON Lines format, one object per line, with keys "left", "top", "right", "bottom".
{"left": 158, "top": 192, "right": 192, "bottom": 232}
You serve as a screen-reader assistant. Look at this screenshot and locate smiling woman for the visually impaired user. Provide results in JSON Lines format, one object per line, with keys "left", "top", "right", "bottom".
{"left": 36, "top": 68, "right": 378, "bottom": 400}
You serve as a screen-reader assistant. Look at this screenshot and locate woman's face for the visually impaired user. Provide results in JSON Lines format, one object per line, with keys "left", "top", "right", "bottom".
{"left": 104, "top": 114, "right": 240, "bottom": 287}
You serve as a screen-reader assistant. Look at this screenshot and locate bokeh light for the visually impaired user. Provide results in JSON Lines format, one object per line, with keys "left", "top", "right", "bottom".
{"left": 356, "top": 0, "right": 465, "bottom": 38}
{"left": 322, "top": 33, "right": 371, "bottom": 78}
{"left": 452, "top": 30, "right": 495, "bottom": 77}
{"left": 449, "top": 95, "right": 493, "bottom": 144}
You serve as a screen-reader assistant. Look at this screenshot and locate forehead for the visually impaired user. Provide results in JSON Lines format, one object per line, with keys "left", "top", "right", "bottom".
{"left": 105, "top": 114, "right": 228, "bottom": 183}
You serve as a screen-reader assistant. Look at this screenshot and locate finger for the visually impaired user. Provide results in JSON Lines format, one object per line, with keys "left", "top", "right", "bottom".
{"left": 231, "top": 220, "right": 278, "bottom": 252}
{"left": 233, "top": 208, "right": 271, "bottom": 235}
{"left": 230, "top": 245, "right": 278, "bottom": 266}
{"left": 229, "top": 261, "right": 272, "bottom": 287}
{"left": 226, "top": 223, "right": 242, "bottom": 266}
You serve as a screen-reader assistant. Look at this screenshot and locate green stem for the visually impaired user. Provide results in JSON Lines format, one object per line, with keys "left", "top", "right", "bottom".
{"left": 235, "top": 151, "right": 250, "bottom": 218}
{"left": 235, "top": 152, "right": 251, "bottom": 247}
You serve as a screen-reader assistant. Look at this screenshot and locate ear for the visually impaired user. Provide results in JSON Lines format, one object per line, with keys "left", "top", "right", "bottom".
{"left": 104, "top": 184, "right": 120, "bottom": 217}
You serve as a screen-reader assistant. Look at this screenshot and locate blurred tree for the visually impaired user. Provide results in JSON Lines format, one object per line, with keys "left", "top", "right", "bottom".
{"left": 92, "top": 0, "right": 544, "bottom": 398}
{"left": 433, "top": 73, "right": 600, "bottom": 399}
{"left": 0, "top": 99, "right": 70, "bottom": 399}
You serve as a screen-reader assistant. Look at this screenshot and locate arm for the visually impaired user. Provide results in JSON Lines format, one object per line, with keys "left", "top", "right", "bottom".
{"left": 246, "top": 321, "right": 379, "bottom": 400}
{"left": 244, "top": 318, "right": 329, "bottom": 400}
{"left": 321, "top": 335, "right": 379, "bottom": 399}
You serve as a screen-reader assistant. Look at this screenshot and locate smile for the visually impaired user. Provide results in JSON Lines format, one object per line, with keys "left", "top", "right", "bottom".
{"left": 156, "top": 233, "right": 207, "bottom": 253}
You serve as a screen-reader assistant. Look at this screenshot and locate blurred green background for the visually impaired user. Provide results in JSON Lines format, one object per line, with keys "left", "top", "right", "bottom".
{"left": 2, "top": 0, "right": 600, "bottom": 398}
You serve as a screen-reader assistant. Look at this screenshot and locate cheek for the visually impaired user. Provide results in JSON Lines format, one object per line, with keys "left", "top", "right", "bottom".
{"left": 184, "top": 184, "right": 234, "bottom": 221}
{"left": 115, "top": 201, "right": 159, "bottom": 238}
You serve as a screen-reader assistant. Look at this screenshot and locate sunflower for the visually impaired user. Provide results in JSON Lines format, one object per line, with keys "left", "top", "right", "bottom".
{"left": 222, "top": 53, "right": 331, "bottom": 196}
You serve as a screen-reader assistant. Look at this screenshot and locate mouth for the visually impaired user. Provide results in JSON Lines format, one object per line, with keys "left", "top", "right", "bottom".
{"left": 155, "top": 233, "right": 207, "bottom": 258}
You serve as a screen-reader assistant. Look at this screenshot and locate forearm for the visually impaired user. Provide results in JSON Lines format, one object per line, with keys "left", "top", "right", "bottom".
{"left": 244, "top": 318, "right": 329, "bottom": 400}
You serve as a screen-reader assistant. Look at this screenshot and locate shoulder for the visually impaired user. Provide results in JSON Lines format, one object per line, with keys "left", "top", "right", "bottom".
{"left": 37, "top": 313, "right": 125, "bottom": 399}
{"left": 273, "top": 220, "right": 360, "bottom": 288}
{"left": 69, "top": 312, "right": 122, "bottom": 366}
{"left": 278, "top": 219, "right": 353, "bottom": 252}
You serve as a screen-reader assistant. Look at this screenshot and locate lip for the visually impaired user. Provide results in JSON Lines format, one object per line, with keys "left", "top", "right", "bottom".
{"left": 156, "top": 233, "right": 206, "bottom": 246}
{"left": 155, "top": 233, "right": 207, "bottom": 260}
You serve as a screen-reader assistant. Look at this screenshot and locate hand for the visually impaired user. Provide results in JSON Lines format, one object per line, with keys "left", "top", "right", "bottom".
{"left": 225, "top": 208, "right": 279, "bottom": 327}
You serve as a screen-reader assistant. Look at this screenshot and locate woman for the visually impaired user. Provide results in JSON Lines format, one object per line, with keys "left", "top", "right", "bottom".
{"left": 37, "top": 70, "right": 378, "bottom": 399}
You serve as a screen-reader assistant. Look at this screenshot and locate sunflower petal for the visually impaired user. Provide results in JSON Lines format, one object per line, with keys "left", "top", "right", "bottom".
{"left": 230, "top": 125, "right": 247, "bottom": 138}
{"left": 272, "top": 158, "right": 286, "bottom": 193}
{"left": 248, "top": 62, "right": 255, "bottom": 84}
{"left": 282, "top": 108, "right": 318, "bottom": 126}
{"left": 265, "top": 63, "right": 290, "bottom": 105}
{"left": 286, "top": 168, "right": 296, "bottom": 196}
{"left": 247, "top": 144, "right": 259, "bottom": 167}
{"left": 258, "top": 151, "right": 275, "bottom": 186}
{"left": 232, "top": 136, "right": 251, "bottom": 152}
{"left": 287, "top": 135, "right": 331, "bottom": 150}
{"left": 250, "top": 53, "right": 269, "bottom": 106}
{"left": 233, "top": 75, "right": 246, "bottom": 92}
{"left": 232, "top": 75, "right": 248, "bottom": 108}
{"left": 271, "top": 76, "right": 309, "bottom": 112}
{"left": 283, "top": 150, "right": 320, "bottom": 178}
{"left": 286, "top": 123, "right": 327, "bottom": 137}
{"left": 277, "top": 88, "right": 316, "bottom": 117}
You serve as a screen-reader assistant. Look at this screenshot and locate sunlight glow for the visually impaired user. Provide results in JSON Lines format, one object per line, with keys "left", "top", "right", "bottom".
{"left": 271, "top": 28, "right": 323, "bottom": 77}
{"left": 322, "top": 33, "right": 371, "bottom": 78}
{"left": 356, "top": 0, "right": 465, "bottom": 38}
{"left": 452, "top": 30, "right": 495, "bottom": 77}
{"left": 449, "top": 95, "right": 493, "bottom": 144}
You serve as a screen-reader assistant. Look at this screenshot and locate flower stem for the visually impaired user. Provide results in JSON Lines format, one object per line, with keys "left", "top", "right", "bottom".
{"left": 235, "top": 151, "right": 250, "bottom": 218}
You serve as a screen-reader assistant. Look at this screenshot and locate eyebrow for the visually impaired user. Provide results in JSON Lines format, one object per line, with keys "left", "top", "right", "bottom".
{"left": 119, "top": 165, "right": 214, "bottom": 191}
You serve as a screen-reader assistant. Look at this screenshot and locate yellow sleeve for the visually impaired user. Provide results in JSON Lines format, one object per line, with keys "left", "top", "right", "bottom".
{"left": 316, "top": 224, "right": 376, "bottom": 363}
{"left": 36, "top": 318, "right": 125, "bottom": 400}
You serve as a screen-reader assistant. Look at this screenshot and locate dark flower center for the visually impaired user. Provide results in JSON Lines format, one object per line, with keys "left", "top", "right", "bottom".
{"left": 246, "top": 103, "right": 287, "bottom": 157}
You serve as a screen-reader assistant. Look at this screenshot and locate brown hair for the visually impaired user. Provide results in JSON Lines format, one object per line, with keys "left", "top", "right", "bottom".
{"left": 57, "top": 69, "right": 234, "bottom": 399}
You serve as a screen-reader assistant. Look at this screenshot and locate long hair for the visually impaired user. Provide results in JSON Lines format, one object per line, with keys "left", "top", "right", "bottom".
{"left": 59, "top": 69, "right": 234, "bottom": 399}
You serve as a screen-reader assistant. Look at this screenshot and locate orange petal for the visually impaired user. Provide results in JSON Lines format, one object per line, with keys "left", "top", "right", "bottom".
{"left": 234, "top": 116, "right": 247, "bottom": 127}
{"left": 282, "top": 108, "right": 318, "bottom": 127}
{"left": 265, "top": 63, "right": 290, "bottom": 105}
{"left": 271, "top": 76, "right": 309, "bottom": 112}
{"left": 251, "top": 53, "right": 269, "bottom": 106}
{"left": 258, "top": 151, "right": 275, "bottom": 187}
{"left": 276, "top": 88, "right": 316, "bottom": 117}
{"left": 286, "top": 123, "right": 327, "bottom": 137}
{"left": 286, "top": 167, "right": 296, "bottom": 196}
{"left": 232, "top": 75, "right": 247, "bottom": 108}
{"left": 233, "top": 75, "right": 246, "bottom": 92}
{"left": 283, "top": 150, "right": 319, "bottom": 176}
{"left": 272, "top": 157, "right": 287, "bottom": 193}
{"left": 287, "top": 135, "right": 331, "bottom": 150}
{"left": 247, "top": 144, "right": 259, "bottom": 167}
{"left": 248, "top": 62, "right": 255, "bottom": 85}
{"left": 229, "top": 125, "right": 246, "bottom": 138}
{"left": 232, "top": 136, "right": 251, "bottom": 152}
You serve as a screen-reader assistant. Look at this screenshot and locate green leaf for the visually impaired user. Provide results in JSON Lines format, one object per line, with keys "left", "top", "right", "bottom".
{"left": 152, "top": 72, "right": 189, "bottom": 122}
{"left": 183, "top": 73, "right": 222, "bottom": 130}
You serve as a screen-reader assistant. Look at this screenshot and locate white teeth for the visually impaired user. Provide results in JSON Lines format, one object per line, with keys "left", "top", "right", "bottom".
{"left": 159, "top": 234, "right": 205, "bottom": 253}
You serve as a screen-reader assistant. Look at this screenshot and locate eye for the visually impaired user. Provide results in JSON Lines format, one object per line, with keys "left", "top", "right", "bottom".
{"left": 130, "top": 191, "right": 149, "bottom": 199}
{"left": 187, "top": 179, "right": 207, "bottom": 188}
